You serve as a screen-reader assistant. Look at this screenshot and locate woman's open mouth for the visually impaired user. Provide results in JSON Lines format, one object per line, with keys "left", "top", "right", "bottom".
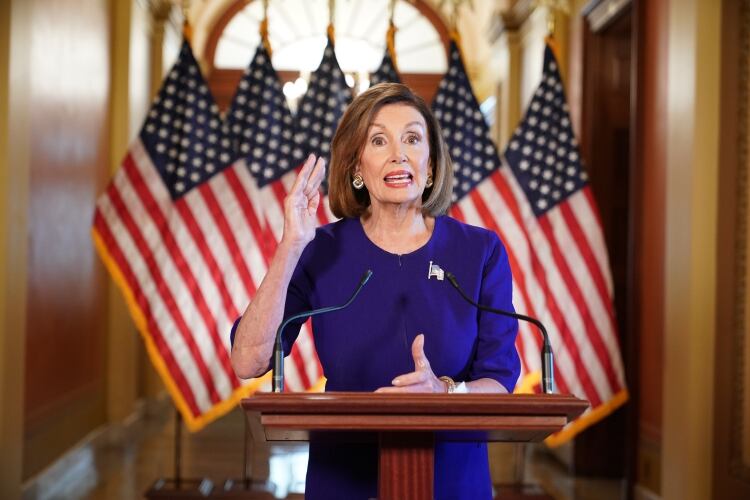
{"left": 383, "top": 171, "right": 413, "bottom": 187}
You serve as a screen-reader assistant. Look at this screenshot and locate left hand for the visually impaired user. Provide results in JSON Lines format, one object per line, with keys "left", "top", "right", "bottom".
{"left": 375, "top": 334, "right": 447, "bottom": 393}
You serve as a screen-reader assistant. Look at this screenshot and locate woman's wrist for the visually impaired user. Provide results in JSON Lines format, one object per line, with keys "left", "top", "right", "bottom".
{"left": 438, "top": 376, "right": 468, "bottom": 394}
{"left": 277, "top": 237, "right": 307, "bottom": 261}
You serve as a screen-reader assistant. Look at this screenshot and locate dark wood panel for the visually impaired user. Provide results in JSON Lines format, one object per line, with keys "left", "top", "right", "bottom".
{"left": 631, "top": 0, "right": 669, "bottom": 495}
{"left": 575, "top": 4, "right": 633, "bottom": 479}
{"left": 23, "top": 0, "right": 111, "bottom": 479}
{"left": 713, "top": 0, "right": 750, "bottom": 498}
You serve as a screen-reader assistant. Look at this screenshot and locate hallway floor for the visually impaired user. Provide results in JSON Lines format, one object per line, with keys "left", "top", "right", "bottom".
{"left": 25, "top": 400, "right": 623, "bottom": 500}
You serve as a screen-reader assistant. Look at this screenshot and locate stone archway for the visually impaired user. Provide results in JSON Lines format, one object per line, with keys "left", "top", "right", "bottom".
{"left": 199, "top": 0, "right": 452, "bottom": 111}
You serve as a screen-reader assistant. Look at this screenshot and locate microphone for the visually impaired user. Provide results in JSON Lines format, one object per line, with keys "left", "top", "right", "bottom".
{"left": 442, "top": 269, "right": 555, "bottom": 394}
{"left": 272, "top": 269, "right": 373, "bottom": 392}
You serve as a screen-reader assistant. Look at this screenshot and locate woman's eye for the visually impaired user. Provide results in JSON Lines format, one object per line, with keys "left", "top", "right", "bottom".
{"left": 372, "top": 136, "right": 385, "bottom": 146}
{"left": 406, "top": 134, "right": 420, "bottom": 144}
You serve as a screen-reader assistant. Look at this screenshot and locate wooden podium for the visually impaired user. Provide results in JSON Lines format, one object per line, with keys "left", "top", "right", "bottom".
{"left": 242, "top": 392, "right": 588, "bottom": 500}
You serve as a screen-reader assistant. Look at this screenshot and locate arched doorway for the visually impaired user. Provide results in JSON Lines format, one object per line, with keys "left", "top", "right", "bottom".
{"left": 202, "top": 0, "right": 451, "bottom": 111}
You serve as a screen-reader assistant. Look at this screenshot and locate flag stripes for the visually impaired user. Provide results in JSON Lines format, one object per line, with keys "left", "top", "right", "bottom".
{"left": 94, "top": 35, "right": 627, "bottom": 438}
{"left": 433, "top": 36, "right": 628, "bottom": 438}
{"left": 95, "top": 137, "right": 282, "bottom": 420}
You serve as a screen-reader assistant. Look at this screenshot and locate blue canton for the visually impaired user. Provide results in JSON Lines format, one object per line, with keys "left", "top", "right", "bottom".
{"left": 432, "top": 42, "right": 503, "bottom": 203}
{"left": 140, "top": 41, "right": 234, "bottom": 199}
{"left": 294, "top": 37, "right": 351, "bottom": 164}
{"left": 503, "top": 44, "right": 588, "bottom": 216}
{"left": 225, "top": 44, "right": 300, "bottom": 187}
{"left": 369, "top": 49, "right": 400, "bottom": 86}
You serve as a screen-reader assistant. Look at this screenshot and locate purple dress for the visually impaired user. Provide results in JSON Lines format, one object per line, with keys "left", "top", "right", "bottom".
{"left": 233, "top": 215, "right": 520, "bottom": 499}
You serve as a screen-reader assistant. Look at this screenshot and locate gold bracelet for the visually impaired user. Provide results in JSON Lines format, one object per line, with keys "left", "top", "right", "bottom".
{"left": 439, "top": 376, "right": 457, "bottom": 393}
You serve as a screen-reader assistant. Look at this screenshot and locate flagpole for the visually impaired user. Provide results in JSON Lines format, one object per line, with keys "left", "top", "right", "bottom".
{"left": 242, "top": 415, "right": 251, "bottom": 489}
{"left": 260, "top": 0, "right": 272, "bottom": 56}
{"left": 181, "top": 0, "right": 192, "bottom": 43}
{"left": 387, "top": 0, "right": 399, "bottom": 71}
{"left": 327, "top": 0, "right": 336, "bottom": 42}
{"left": 174, "top": 408, "right": 182, "bottom": 488}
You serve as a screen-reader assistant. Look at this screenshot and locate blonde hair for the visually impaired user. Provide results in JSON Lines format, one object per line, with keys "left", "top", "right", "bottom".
{"left": 328, "top": 83, "right": 454, "bottom": 218}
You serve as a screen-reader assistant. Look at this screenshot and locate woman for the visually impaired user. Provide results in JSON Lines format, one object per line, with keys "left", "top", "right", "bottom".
{"left": 230, "top": 83, "right": 520, "bottom": 499}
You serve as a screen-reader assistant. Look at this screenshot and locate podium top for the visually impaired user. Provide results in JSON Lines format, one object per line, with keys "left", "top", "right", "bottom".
{"left": 242, "top": 392, "right": 588, "bottom": 420}
{"left": 241, "top": 392, "right": 589, "bottom": 443}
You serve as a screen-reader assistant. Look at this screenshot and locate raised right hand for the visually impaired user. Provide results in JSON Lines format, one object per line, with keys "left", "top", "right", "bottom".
{"left": 281, "top": 154, "right": 326, "bottom": 252}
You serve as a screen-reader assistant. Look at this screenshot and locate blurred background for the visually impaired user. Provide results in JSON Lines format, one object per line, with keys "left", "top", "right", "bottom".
{"left": 0, "top": 0, "right": 746, "bottom": 499}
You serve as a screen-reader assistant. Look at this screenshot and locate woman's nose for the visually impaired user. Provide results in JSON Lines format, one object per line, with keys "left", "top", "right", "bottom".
{"left": 390, "top": 147, "right": 407, "bottom": 163}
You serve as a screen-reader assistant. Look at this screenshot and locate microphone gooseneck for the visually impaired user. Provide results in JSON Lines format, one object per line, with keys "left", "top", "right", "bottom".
{"left": 272, "top": 269, "right": 373, "bottom": 392}
{"left": 444, "top": 271, "right": 555, "bottom": 394}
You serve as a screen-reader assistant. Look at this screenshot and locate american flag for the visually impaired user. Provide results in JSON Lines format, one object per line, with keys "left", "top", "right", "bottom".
{"left": 370, "top": 48, "right": 401, "bottom": 86}
{"left": 225, "top": 42, "right": 326, "bottom": 392}
{"left": 92, "top": 41, "right": 273, "bottom": 430}
{"left": 434, "top": 41, "right": 627, "bottom": 444}
{"left": 294, "top": 37, "right": 351, "bottom": 165}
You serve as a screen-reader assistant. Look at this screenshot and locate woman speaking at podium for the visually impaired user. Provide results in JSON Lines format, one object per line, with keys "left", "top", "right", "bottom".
{"left": 230, "top": 83, "right": 520, "bottom": 499}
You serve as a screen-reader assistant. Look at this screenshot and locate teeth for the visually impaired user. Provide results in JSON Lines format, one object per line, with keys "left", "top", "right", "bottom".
{"left": 384, "top": 174, "right": 411, "bottom": 181}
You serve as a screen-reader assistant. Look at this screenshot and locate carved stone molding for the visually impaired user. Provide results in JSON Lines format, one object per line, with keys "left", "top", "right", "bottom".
{"left": 146, "top": 0, "right": 180, "bottom": 36}
{"left": 487, "top": 0, "right": 534, "bottom": 43}
{"left": 583, "top": 0, "right": 631, "bottom": 33}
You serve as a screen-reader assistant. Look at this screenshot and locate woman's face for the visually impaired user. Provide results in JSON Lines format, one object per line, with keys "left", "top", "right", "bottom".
{"left": 356, "top": 103, "right": 432, "bottom": 212}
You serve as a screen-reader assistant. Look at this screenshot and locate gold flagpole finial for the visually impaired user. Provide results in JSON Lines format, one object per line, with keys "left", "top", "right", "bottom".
{"left": 327, "top": 0, "right": 336, "bottom": 43}
{"left": 386, "top": 0, "right": 399, "bottom": 70}
{"left": 260, "top": 0, "right": 272, "bottom": 56}
{"left": 181, "top": 0, "right": 193, "bottom": 42}
{"left": 534, "top": 0, "right": 570, "bottom": 39}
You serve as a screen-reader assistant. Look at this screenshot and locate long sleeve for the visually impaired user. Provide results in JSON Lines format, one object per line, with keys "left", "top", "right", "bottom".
{"left": 468, "top": 231, "right": 521, "bottom": 392}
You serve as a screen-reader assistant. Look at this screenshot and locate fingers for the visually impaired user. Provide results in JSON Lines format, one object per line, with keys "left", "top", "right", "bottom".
{"left": 373, "top": 334, "right": 441, "bottom": 393}
{"left": 375, "top": 385, "right": 426, "bottom": 393}
{"left": 289, "top": 154, "right": 317, "bottom": 195}
{"left": 391, "top": 370, "right": 427, "bottom": 387}
{"left": 411, "top": 334, "right": 429, "bottom": 370}
{"left": 303, "top": 157, "right": 326, "bottom": 196}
